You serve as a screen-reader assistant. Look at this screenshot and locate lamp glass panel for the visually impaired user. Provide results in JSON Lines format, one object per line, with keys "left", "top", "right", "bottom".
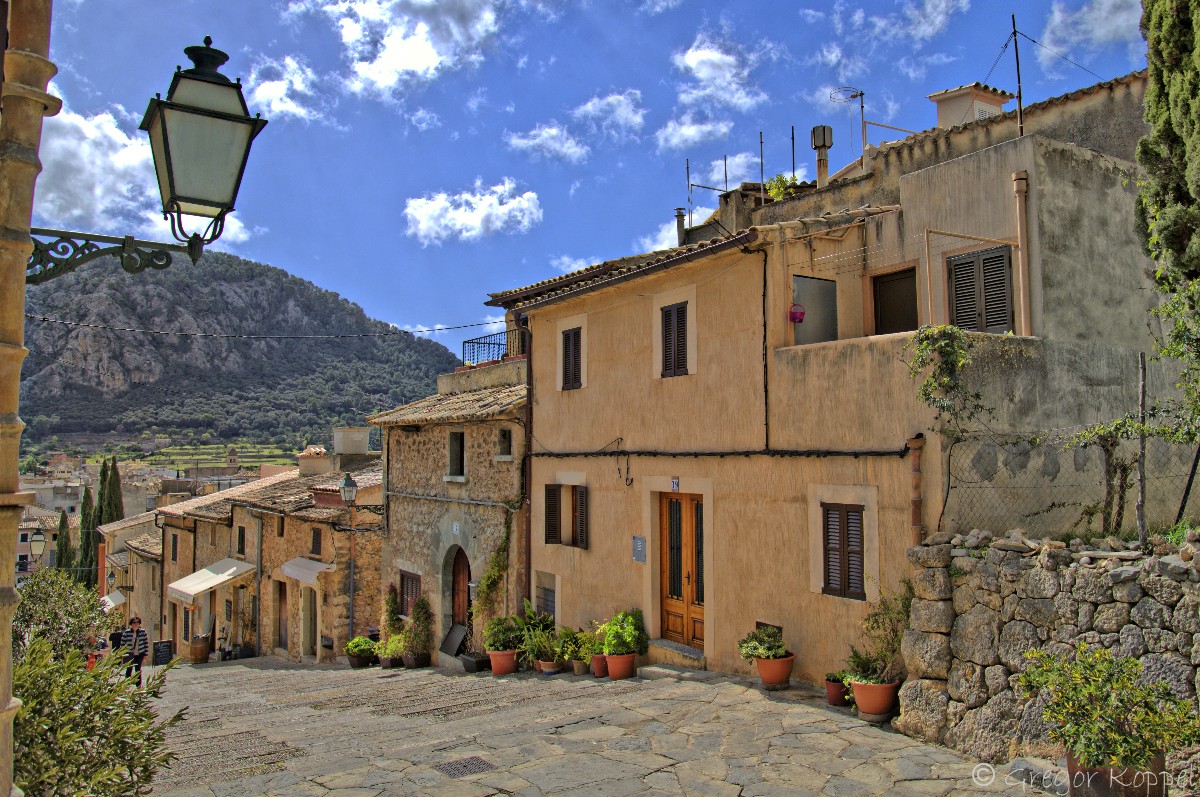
{"left": 145, "top": 111, "right": 174, "bottom": 215}
{"left": 169, "top": 76, "right": 246, "bottom": 115}
{"left": 161, "top": 106, "right": 254, "bottom": 215}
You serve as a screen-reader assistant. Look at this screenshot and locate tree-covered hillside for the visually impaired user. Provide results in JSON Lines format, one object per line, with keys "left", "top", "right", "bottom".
{"left": 20, "top": 250, "right": 459, "bottom": 448}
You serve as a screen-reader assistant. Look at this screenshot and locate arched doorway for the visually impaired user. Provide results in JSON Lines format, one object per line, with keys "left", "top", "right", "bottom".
{"left": 452, "top": 548, "right": 471, "bottom": 626}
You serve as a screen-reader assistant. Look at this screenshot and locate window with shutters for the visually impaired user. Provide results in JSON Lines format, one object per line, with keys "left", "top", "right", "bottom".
{"left": 661, "top": 301, "right": 688, "bottom": 377}
{"left": 947, "top": 246, "right": 1013, "bottom": 334}
{"left": 544, "top": 484, "right": 588, "bottom": 548}
{"left": 821, "top": 503, "right": 866, "bottom": 601}
{"left": 399, "top": 571, "right": 421, "bottom": 616}
{"left": 171, "top": 534, "right": 178, "bottom": 563}
{"left": 236, "top": 525, "right": 245, "bottom": 555}
{"left": 562, "top": 327, "right": 582, "bottom": 390}
{"left": 310, "top": 527, "right": 322, "bottom": 556}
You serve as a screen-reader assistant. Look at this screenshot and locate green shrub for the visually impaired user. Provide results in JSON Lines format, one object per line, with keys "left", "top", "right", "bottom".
{"left": 844, "top": 579, "right": 914, "bottom": 684}
{"left": 344, "top": 636, "right": 375, "bottom": 656}
{"left": 737, "top": 626, "right": 788, "bottom": 661}
{"left": 483, "top": 617, "right": 522, "bottom": 651}
{"left": 405, "top": 596, "right": 433, "bottom": 655}
{"left": 602, "top": 609, "right": 649, "bottom": 656}
{"left": 13, "top": 568, "right": 115, "bottom": 663}
{"left": 521, "top": 627, "right": 558, "bottom": 663}
{"left": 556, "top": 627, "right": 581, "bottom": 661}
{"left": 1017, "top": 644, "right": 1200, "bottom": 769}
{"left": 377, "top": 632, "right": 406, "bottom": 658}
{"left": 382, "top": 585, "right": 404, "bottom": 637}
{"left": 14, "top": 638, "right": 183, "bottom": 796}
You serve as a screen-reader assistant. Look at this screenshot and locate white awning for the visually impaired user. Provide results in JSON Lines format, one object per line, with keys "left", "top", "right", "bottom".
{"left": 167, "top": 558, "right": 254, "bottom": 604}
{"left": 101, "top": 590, "right": 126, "bottom": 611}
{"left": 280, "top": 556, "right": 334, "bottom": 585}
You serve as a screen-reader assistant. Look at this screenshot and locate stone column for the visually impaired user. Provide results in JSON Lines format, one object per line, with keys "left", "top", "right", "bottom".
{"left": 0, "top": 1, "right": 58, "bottom": 792}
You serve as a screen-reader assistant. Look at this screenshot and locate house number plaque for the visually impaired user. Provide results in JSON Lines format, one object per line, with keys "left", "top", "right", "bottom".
{"left": 452, "top": 521, "right": 460, "bottom": 536}
{"left": 671, "top": 477, "right": 679, "bottom": 492}
{"left": 632, "top": 535, "right": 646, "bottom": 563}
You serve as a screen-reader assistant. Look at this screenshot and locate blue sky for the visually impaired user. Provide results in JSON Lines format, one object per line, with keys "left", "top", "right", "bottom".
{"left": 40, "top": 0, "right": 1147, "bottom": 359}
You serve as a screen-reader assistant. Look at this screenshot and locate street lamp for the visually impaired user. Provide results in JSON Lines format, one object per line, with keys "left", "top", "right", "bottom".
{"left": 28, "top": 530, "right": 45, "bottom": 561}
{"left": 26, "top": 36, "right": 269, "bottom": 283}
{"left": 106, "top": 570, "right": 115, "bottom": 592}
{"left": 339, "top": 473, "right": 358, "bottom": 504}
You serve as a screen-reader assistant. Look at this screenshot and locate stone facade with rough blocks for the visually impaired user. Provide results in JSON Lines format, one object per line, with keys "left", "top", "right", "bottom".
{"left": 370, "top": 361, "right": 528, "bottom": 664}
{"left": 895, "top": 529, "right": 1200, "bottom": 765}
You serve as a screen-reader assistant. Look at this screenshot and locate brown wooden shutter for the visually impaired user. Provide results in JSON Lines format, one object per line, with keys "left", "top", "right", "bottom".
{"left": 562, "top": 328, "right": 581, "bottom": 389}
{"left": 661, "top": 306, "right": 674, "bottom": 376}
{"left": 822, "top": 504, "right": 843, "bottom": 596}
{"left": 949, "top": 256, "right": 978, "bottom": 331}
{"left": 845, "top": 508, "right": 865, "bottom": 600}
{"left": 401, "top": 571, "right": 421, "bottom": 615}
{"left": 981, "top": 249, "right": 1013, "bottom": 334}
{"left": 673, "top": 303, "right": 688, "bottom": 375}
{"left": 544, "top": 484, "right": 561, "bottom": 544}
{"left": 573, "top": 486, "right": 588, "bottom": 550}
{"left": 661, "top": 302, "right": 688, "bottom": 377}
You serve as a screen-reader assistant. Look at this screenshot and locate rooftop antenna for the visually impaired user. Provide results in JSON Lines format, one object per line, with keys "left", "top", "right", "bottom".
{"left": 831, "top": 86, "right": 866, "bottom": 171}
{"left": 686, "top": 158, "right": 692, "bottom": 227}
{"left": 759, "top": 131, "right": 765, "bottom": 202}
{"left": 791, "top": 125, "right": 796, "bottom": 181}
{"left": 724, "top": 155, "right": 729, "bottom": 192}
{"left": 1012, "top": 14, "right": 1025, "bottom": 136}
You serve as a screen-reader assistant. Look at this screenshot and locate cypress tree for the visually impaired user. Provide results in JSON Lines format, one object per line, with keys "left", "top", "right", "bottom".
{"left": 95, "top": 459, "right": 110, "bottom": 527}
{"left": 54, "top": 511, "right": 74, "bottom": 574}
{"left": 1137, "top": 1, "right": 1200, "bottom": 431}
{"left": 78, "top": 485, "right": 95, "bottom": 587}
{"left": 104, "top": 456, "right": 124, "bottom": 524}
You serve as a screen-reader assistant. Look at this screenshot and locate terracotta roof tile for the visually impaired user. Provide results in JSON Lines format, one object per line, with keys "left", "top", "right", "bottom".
{"left": 98, "top": 511, "right": 156, "bottom": 535}
{"left": 368, "top": 383, "right": 527, "bottom": 426}
{"left": 157, "top": 471, "right": 298, "bottom": 520}
{"left": 312, "top": 470, "right": 382, "bottom": 493}
{"left": 125, "top": 531, "right": 162, "bottom": 560}
{"left": 234, "top": 462, "right": 381, "bottom": 514}
{"left": 928, "top": 82, "right": 1014, "bottom": 99}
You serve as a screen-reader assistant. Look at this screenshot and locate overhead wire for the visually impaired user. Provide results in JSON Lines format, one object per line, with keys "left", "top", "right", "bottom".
{"left": 23, "top": 314, "right": 501, "bottom": 338}
{"left": 1016, "top": 31, "right": 1103, "bottom": 81}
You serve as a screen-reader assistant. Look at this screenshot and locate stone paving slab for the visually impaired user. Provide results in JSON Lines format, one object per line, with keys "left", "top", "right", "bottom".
{"left": 149, "top": 658, "right": 1041, "bottom": 797}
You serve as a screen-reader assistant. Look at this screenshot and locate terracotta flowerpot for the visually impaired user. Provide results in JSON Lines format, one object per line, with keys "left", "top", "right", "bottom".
{"left": 591, "top": 654, "right": 608, "bottom": 678}
{"left": 347, "top": 654, "right": 372, "bottom": 668}
{"left": 825, "top": 679, "right": 850, "bottom": 706}
{"left": 571, "top": 659, "right": 590, "bottom": 676}
{"left": 488, "top": 650, "right": 518, "bottom": 676}
{"left": 459, "top": 653, "right": 490, "bottom": 673}
{"left": 850, "top": 680, "right": 900, "bottom": 716}
{"left": 754, "top": 654, "right": 796, "bottom": 691}
{"left": 1066, "top": 753, "right": 1166, "bottom": 797}
{"left": 402, "top": 652, "right": 431, "bottom": 669}
{"left": 532, "top": 659, "right": 542, "bottom": 673}
{"left": 606, "top": 653, "right": 636, "bottom": 680}
{"left": 538, "top": 660, "right": 561, "bottom": 675}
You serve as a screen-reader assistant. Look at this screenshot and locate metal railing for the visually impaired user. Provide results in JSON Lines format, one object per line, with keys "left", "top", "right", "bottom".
{"left": 462, "top": 328, "right": 527, "bottom": 365}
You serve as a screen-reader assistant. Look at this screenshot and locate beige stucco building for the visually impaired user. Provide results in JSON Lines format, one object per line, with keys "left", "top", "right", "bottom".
{"left": 369, "top": 358, "right": 528, "bottom": 665}
{"left": 484, "top": 71, "right": 1176, "bottom": 682}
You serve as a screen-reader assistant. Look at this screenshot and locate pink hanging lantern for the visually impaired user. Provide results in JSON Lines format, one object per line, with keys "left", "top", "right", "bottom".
{"left": 789, "top": 303, "right": 806, "bottom": 323}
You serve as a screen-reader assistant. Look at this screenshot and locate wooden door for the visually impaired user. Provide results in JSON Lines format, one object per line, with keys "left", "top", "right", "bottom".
{"left": 660, "top": 494, "right": 704, "bottom": 650}
{"left": 452, "top": 548, "right": 470, "bottom": 626}
{"left": 277, "top": 581, "right": 288, "bottom": 649}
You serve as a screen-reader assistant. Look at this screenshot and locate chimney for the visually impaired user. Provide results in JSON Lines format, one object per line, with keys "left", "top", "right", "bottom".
{"left": 674, "top": 208, "right": 686, "bottom": 246}
{"left": 811, "top": 125, "right": 832, "bottom": 188}
{"left": 332, "top": 426, "right": 370, "bottom": 455}
{"left": 927, "top": 83, "right": 1014, "bottom": 129}
{"left": 297, "top": 445, "right": 334, "bottom": 476}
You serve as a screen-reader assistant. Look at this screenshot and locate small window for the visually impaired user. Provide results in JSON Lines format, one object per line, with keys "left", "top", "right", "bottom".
{"left": 948, "top": 246, "right": 1013, "bottom": 334}
{"left": 562, "top": 327, "right": 582, "bottom": 390}
{"left": 277, "top": 517, "right": 284, "bottom": 538}
{"left": 171, "top": 534, "right": 178, "bottom": 563}
{"left": 536, "top": 584, "right": 556, "bottom": 618}
{"left": 661, "top": 302, "right": 688, "bottom": 377}
{"left": 311, "top": 527, "right": 322, "bottom": 556}
{"left": 497, "top": 428, "right": 513, "bottom": 457}
{"left": 399, "top": 571, "right": 421, "bottom": 616}
{"left": 448, "top": 431, "right": 465, "bottom": 477}
{"left": 209, "top": 526, "right": 216, "bottom": 546}
{"left": 236, "top": 526, "right": 246, "bottom": 555}
{"left": 544, "top": 484, "right": 588, "bottom": 549}
{"left": 68, "top": 505, "right": 75, "bottom": 513}
{"left": 51, "top": 534, "right": 57, "bottom": 542}
{"left": 822, "top": 503, "right": 865, "bottom": 601}
{"left": 18, "top": 533, "right": 27, "bottom": 544}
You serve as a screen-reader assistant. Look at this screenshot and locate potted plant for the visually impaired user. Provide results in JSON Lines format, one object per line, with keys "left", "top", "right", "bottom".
{"left": 842, "top": 580, "right": 913, "bottom": 718}
{"left": 736, "top": 626, "right": 795, "bottom": 690}
{"left": 344, "top": 635, "right": 375, "bottom": 668}
{"left": 402, "top": 595, "right": 433, "bottom": 668}
{"left": 1017, "top": 644, "right": 1200, "bottom": 797}
{"left": 586, "top": 624, "right": 608, "bottom": 677}
{"left": 484, "top": 617, "right": 522, "bottom": 676}
{"left": 377, "top": 630, "right": 406, "bottom": 669}
{"left": 602, "top": 609, "right": 648, "bottom": 680}
{"left": 559, "top": 627, "right": 589, "bottom": 675}
{"left": 513, "top": 598, "right": 554, "bottom": 671}
{"left": 825, "top": 671, "right": 852, "bottom": 706}
{"left": 522, "top": 627, "right": 560, "bottom": 675}
{"left": 237, "top": 602, "right": 256, "bottom": 659}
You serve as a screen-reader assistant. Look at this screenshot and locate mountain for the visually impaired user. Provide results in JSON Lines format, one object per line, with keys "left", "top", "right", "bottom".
{"left": 20, "top": 250, "right": 460, "bottom": 448}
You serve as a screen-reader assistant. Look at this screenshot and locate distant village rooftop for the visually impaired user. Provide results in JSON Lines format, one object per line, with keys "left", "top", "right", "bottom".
{"left": 369, "top": 383, "right": 527, "bottom": 426}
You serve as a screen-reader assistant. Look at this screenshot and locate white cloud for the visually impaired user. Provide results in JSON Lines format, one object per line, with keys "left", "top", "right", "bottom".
{"left": 35, "top": 99, "right": 255, "bottom": 246}
{"left": 808, "top": 42, "right": 867, "bottom": 82}
{"left": 549, "top": 254, "right": 595, "bottom": 273}
{"left": 654, "top": 113, "right": 732, "bottom": 151}
{"left": 505, "top": 123, "right": 589, "bottom": 163}
{"left": 641, "top": 0, "right": 683, "bottom": 12}
{"left": 572, "top": 90, "right": 645, "bottom": 139}
{"left": 896, "top": 51, "right": 957, "bottom": 81}
{"left": 708, "top": 152, "right": 758, "bottom": 186}
{"left": 286, "top": 0, "right": 499, "bottom": 96}
{"left": 1039, "top": 0, "right": 1142, "bottom": 70}
{"left": 568, "top": 179, "right": 582, "bottom": 197}
{"left": 635, "top": 205, "right": 715, "bottom": 252}
{"left": 402, "top": 322, "right": 448, "bottom": 338}
{"left": 481, "top": 313, "right": 506, "bottom": 333}
{"left": 798, "top": 9, "right": 824, "bottom": 23}
{"left": 900, "top": 0, "right": 970, "bottom": 43}
{"left": 409, "top": 107, "right": 441, "bottom": 130}
{"left": 247, "top": 55, "right": 322, "bottom": 121}
{"left": 803, "top": 84, "right": 846, "bottom": 117}
{"left": 673, "top": 34, "right": 767, "bottom": 112}
{"left": 403, "top": 177, "right": 542, "bottom": 245}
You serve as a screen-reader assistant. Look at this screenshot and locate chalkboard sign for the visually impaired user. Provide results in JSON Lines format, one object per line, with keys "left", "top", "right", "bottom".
{"left": 152, "top": 640, "right": 173, "bottom": 666}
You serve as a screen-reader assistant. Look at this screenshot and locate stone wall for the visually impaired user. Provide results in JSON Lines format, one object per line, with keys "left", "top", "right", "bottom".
{"left": 894, "top": 528, "right": 1200, "bottom": 762}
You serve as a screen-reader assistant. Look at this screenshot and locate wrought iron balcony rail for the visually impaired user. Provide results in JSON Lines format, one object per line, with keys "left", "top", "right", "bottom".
{"left": 462, "top": 328, "right": 526, "bottom": 365}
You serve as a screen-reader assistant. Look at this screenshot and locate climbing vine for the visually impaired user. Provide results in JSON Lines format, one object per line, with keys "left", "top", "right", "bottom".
{"left": 904, "top": 325, "right": 991, "bottom": 439}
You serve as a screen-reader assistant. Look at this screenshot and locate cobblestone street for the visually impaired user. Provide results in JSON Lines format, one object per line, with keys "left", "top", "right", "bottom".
{"left": 150, "top": 658, "right": 1036, "bottom": 797}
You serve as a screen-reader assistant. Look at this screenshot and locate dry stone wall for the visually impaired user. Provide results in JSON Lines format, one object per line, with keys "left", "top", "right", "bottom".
{"left": 893, "top": 528, "right": 1200, "bottom": 763}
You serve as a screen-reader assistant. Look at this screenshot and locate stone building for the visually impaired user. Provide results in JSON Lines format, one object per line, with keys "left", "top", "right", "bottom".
{"left": 482, "top": 70, "right": 1181, "bottom": 682}
{"left": 98, "top": 511, "right": 157, "bottom": 625}
{"left": 369, "top": 358, "right": 528, "bottom": 665}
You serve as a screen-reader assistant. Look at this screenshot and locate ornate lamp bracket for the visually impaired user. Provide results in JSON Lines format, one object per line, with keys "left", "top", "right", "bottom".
{"left": 26, "top": 227, "right": 195, "bottom": 285}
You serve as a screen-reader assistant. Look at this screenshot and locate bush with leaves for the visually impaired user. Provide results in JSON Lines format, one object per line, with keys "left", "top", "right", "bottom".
{"left": 602, "top": 609, "right": 649, "bottom": 656}
{"left": 844, "top": 579, "right": 913, "bottom": 684}
{"left": 344, "top": 635, "right": 375, "bottom": 657}
{"left": 405, "top": 596, "right": 433, "bottom": 655}
{"left": 737, "top": 626, "right": 788, "bottom": 661}
{"left": 13, "top": 568, "right": 114, "bottom": 663}
{"left": 14, "top": 638, "right": 183, "bottom": 796}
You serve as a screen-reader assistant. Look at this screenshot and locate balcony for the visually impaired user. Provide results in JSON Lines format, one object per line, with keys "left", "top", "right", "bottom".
{"left": 461, "top": 328, "right": 527, "bottom": 367}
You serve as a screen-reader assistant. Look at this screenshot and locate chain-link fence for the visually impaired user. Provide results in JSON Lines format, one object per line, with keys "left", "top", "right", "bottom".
{"left": 943, "top": 429, "right": 1200, "bottom": 539}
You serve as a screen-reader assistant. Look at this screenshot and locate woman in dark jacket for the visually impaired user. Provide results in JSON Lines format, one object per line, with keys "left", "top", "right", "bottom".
{"left": 120, "top": 617, "right": 150, "bottom": 686}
